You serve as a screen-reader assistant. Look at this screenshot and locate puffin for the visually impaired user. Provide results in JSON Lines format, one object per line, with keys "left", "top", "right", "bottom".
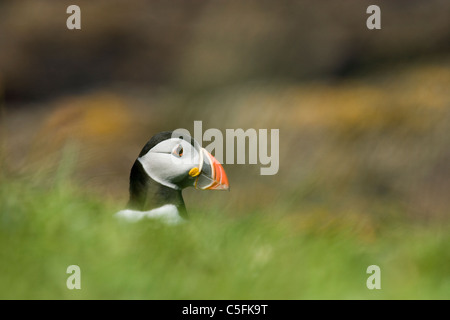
{"left": 115, "top": 131, "right": 229, "bottom": 224}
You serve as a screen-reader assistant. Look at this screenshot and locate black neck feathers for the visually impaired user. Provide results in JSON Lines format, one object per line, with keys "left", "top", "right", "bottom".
{"left": 127, "top": 160, "right": 187, "bottom": 218}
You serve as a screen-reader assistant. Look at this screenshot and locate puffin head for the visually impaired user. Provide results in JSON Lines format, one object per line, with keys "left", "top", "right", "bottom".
{"left": 120, "top": 131, "right": 229, "bottom": 223}
{"left": 136, "top": 131, "right": 229, "bottom": 191}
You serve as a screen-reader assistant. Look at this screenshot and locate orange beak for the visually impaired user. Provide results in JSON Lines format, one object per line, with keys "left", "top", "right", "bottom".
{"left": 194, "top": 149, "right": 230, "bottom": 190}
{"left": 205, "top": 150, "right": 229, "bottom": 190}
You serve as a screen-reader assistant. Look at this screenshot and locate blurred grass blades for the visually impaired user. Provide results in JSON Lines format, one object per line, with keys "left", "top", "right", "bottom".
{"left": 0, "top": 164, "right": 449, "bottom": 299}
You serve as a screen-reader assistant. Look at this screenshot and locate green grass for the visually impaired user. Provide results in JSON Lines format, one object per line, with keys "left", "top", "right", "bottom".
{"left": 0, "top": 174, "right": 449, "bottom": 300}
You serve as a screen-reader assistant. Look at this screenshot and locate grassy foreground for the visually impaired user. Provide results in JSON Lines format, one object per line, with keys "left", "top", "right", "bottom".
{"left": 0, "top": 175, "right": 449, "bottom": 300}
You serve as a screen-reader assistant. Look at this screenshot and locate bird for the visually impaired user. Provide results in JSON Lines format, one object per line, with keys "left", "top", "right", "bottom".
{"left": 115, "top": 131, "right": 229, "bottom": 224}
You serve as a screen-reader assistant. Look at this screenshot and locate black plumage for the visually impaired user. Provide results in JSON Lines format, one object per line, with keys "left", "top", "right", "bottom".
{"left": 127, "top": 131, "right": 189, "bottom": 218}
{"left": 128, "top": 159, "right": 187, "bottom": 218}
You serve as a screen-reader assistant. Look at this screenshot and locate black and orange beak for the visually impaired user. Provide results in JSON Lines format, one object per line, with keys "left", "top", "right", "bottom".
{"left": 194, "top": 149, "right": 229, "bottom": 190}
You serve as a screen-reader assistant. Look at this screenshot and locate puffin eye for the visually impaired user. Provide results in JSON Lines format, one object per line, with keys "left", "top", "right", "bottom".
{"left": 172, "top": 145, "right": 183, "bottom": 157}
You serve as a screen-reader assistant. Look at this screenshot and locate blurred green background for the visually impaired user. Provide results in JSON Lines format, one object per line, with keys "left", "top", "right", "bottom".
{"left": 0, "top": 0, "right": 449, "bottom": 299}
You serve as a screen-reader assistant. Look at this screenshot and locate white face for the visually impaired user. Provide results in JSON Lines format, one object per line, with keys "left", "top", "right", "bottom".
{"left": 138, "top": 138, "right": 202, "bottom": 190}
